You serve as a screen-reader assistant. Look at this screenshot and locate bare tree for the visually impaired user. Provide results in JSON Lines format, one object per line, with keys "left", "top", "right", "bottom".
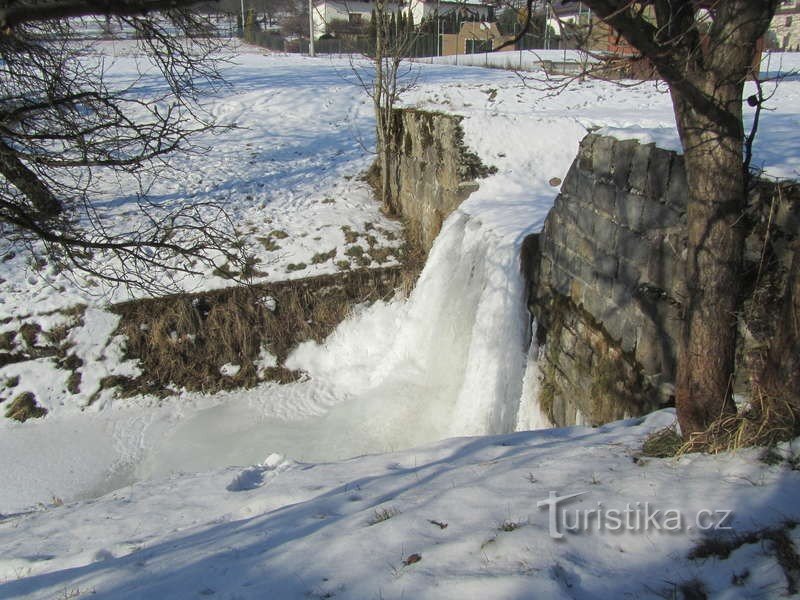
{"left": 348, "top": 1, "right": 420, "bottom": 213}
{"left": 0, "top": 1, "right": 251, "bottom": 293}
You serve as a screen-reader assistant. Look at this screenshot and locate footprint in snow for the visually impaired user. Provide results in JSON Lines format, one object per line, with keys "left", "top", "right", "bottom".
{"left": 227, "top": 453, "right": 290, "bottom": 492}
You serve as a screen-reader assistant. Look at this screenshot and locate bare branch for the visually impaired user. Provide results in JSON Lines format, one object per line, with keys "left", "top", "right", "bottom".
{"left": 0, "top": 0, "right": 217, "bottom": 30}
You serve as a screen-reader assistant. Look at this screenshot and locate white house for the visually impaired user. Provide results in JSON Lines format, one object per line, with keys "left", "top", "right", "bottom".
{"left": 311, "top": 0, "right": 491, "bottom": 39}
{"left": 407, "top": 0, "right": 492, "bottom": 28}
{"left": 311, "top": 0, "right": 400, "bottom": 39}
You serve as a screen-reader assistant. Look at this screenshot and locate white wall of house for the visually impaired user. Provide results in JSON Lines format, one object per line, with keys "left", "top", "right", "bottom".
{"left": 312, "top": 0, "right": 490, "bottom": 39}
{"left": 407, "top": 0, "right": 490, "bottom": 27}
{"left": 312, "top": 0, "right": 404, "bottom": 39}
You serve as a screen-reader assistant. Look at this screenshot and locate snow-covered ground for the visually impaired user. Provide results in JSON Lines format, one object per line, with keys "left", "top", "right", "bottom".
{"left": 0, "top": 42, "right": 407, "bottom": 318}
{"left": 1, "top": 44, "right": 799, "bottom": 598}
{"left": 413, "top": 48, "right": 599, "bottom": 71}
{"left": 3, "top": 410, "right": 800, "bottom": 599}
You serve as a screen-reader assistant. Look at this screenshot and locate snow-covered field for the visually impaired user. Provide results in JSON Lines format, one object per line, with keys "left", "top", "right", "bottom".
{"left": 1, "top": 44, "right": 799, "bottom": 598}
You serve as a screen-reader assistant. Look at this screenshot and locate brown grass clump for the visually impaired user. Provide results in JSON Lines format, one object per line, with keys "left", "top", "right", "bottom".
{"left": 5, "top": 391, "right": 47, "bottom": 421}
{"left": 679, "top": 391, "right": 800, "bottom": 455}
{"left": 641, "top": 424, "right": 683, "bottom": 458}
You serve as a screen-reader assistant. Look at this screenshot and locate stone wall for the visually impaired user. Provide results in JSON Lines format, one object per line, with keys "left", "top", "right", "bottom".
{"left": 382, "top": 108, "right": 494, "bottom": 253}
{"left": 523, "top": 133, "right": 800, "bottom": 427}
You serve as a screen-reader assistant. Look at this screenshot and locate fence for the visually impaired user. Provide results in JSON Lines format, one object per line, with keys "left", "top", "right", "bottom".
{"left": 244, "top": 27, "right": 442, "bottom": 58}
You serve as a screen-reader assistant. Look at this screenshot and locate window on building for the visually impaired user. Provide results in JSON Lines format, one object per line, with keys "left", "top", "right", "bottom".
{"left": 465, "top": 39, "right": 492, "bottom": 54}
{"left": 348, "top": 13, "right": 363, "bottom": 25}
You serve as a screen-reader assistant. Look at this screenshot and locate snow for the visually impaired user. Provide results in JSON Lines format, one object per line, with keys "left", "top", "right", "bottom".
{"left": 1, "top": 42, "right": 800, "bottom": 598}
{"left": 2, "top": 410, "right": 800, "bottom": 599}
{"left": 0, "top": 43, "right": 405, "bottom": 319}
{"left": 414, "top": 48, "right": 599, "bottom": 71}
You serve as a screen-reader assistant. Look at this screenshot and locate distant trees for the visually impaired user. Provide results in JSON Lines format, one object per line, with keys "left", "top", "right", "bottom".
{"left": 0, "top": 1, "right": 247, "bottom": 291}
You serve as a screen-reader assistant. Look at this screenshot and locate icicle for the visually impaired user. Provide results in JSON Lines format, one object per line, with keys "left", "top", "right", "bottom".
{"left": 515, "top": 318, "right": 553, "bottom": 431}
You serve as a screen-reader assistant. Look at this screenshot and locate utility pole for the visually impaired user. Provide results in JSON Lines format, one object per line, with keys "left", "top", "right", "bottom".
{"left": 308, "top": 0, "right": 316, "bottom": 56}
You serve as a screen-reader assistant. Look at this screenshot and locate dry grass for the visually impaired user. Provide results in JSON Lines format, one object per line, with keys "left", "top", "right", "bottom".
{"left": 679, "top": 391, "right": 800, "bottom": 455}
{"left": 256, "top": 236, "right": 281, "bottom": 251}
{"left": 113, "top": 268, "right": 406, "bottom": 394}
{"left": 688, "top": 521, "right": 800, "bottom": 595}
{"left": 368, "top": 506, "right": 399, "bottom": 525}
{"left": 341, "top": 225, "right": 359, "bottom": 244}
{"left": 311, "top": 249, "right": 337, "bottom": 264}
{"left": 5, "top": 391, "right": 47, "bottom": 422}
{"left": 641, "top": 425, "right": 684, "bottom": 458}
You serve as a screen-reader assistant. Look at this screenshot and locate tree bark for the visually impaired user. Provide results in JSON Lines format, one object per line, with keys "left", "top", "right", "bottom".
{"left": 0, "top": 139, "right": 62, "bottom": 218}
{"left": 671, "top": 80, "right": 745, "bottom": 436}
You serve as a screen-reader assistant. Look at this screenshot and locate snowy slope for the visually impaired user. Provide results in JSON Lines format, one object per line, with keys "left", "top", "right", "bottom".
{"left": 2, "top": 410, "right": 800, "bottom": 599}
{"left": 0, "top": 43, "right": 406, "bottom": 319}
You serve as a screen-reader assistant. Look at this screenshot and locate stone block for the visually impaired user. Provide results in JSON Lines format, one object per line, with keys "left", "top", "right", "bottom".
{"left": 576, "top": 205, "right": 596, "bottom": 237}
{"left": 598, "top": 309, "right": 627, "bottom": 346}
{"left": 594, "top": 252, "right": 619, "bottom": 280}
{"left": 619, "top": 317, "right": 639, "bottom": 354}
{"left": 634, "top": 321, "right": 669, "bottom": 376}
{"left": 561, "top": 162, "right": 580, "bottom": 196}
{"left": 578, "top": 134, "right": 599, "bottom": 171}
{"left": 616, "top": 257, "right": 642, "bottom": 289}
{"left": 593, "top": 214, "right": 618, "bottom": 250}
{"left": 552, "top": 263, "right": 572, "bottom": 296}
{"left": 616, "top": 228, "right": 651, "bottom": 268}
{"left": 575, "top": 232, "right": 595, "bottom": 259}
{"left": 581, "top": 290, "right": 606, "bottom": 322}
{"left": 665, "top": 155, "right": 688, "bottom": 210}
{"left": 592, "top": 182, "right": 617, "bottom": 216}
{"left": 554, "top": 193, "right": 579, "bottom": 223}
{"left": 569, "top": 169, "right": 596, "bottom": 206}
{"left": 628, "top": 143, "right": 654, "bottom": 193}
{"left": 645, "top": 241, "right": 678, "bottom": 291}
{"left": 640, "top": 198, "right": 682, "bottom": 230}
{"left": 611, "top": 139, "right": 639, "bottom": 190}
{"left": 591, "top": 136, "right": 616, "bottom": 181}
{"left": 615, "top": 191, "right": 645, "bottom": 232}
{"left": 645, "top": 147, "right": 673, "bottom": 199}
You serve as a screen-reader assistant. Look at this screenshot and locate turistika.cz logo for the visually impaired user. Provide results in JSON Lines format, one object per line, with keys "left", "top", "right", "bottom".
{"left": 537, "top": 491, "right": 734, "bottom": 539}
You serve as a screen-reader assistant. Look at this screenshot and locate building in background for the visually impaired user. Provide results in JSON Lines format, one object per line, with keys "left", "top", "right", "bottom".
{"left": 311, "top": 0, "right": 491, "bottom": 40}
{"left": 440, "top": 21, "right": 513, "bottom": 55}
{"left": 769, "top": 0, "right": 800, "bottom": 50}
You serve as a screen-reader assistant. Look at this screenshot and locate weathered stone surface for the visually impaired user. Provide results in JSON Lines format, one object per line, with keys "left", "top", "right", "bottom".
{"left": 592, "top": 182, "right": 617, "bottom": 217}
{"left": 628, "top": 143, "right": 654, "bottom": 193}
{"left": 611, "top": 139, "right": 638, "bottom": 190}
{"left": 383, "top": 108, "right": 495, "bottom": 253}
{"left": 522, "top": 133, "right": 800, "bottom": 428}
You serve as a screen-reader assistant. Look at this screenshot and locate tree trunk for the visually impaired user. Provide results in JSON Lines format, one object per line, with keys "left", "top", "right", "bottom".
{"left": 672, "top": 79, "right": 746, "bottom": 437}
{"left": 0, "top": 139, "right": 62, "bottom": 219}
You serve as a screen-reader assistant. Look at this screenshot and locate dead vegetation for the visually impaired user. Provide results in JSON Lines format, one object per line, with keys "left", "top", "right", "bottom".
{"left": 5, "top": 391, "right": 48, "bottom": 422}
{"left": 368, "top": 506, "right": 399, "bottom": 525}
{"left": 113, "top": 267, "right": 407, "bottom": 394}
{"left": 641, "top": 425, "right": 684, "bottom": 458}
{"left": 680, "top": 393, "right": 800, "bottom": 455}
{"left": 688, "top": 520, "right": 800, "bottom": 596}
